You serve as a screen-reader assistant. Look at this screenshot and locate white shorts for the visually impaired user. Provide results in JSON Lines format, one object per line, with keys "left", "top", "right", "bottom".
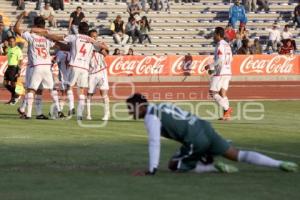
{"left": 68, "top": 67, "right": 89, "bottom": 88}
{"left": 28, "top": 66, "right": 54, "bottom": 90}
{"left": 209, "top": 75, "right": 231, "bottom": 92}
{"left": 88, "top": 70, "right": 109, "bottom": 94}
{"left": 25, "top": 67, "right": 33, "bottom": 89}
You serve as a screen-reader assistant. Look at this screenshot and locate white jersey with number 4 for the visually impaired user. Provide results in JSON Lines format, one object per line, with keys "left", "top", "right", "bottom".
{"left": 210, "top": 39, "right": 233, "bottom": 76}
{"left": 64, "top": 34, "right": 95, "bottom": 70}
{"left": 22, "top": 31, "right": 54, "bottom": 67}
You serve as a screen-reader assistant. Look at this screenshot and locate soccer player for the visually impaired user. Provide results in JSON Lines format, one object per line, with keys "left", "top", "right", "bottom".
{"left": 49, "top": 49, "right": 70, "bottom": 118}
{"left": 205, "top": 27, "right": 233, "bottom": 120}
{"left": 126, "top": 93, "right": 298, "bottom": 176}
{"left": 4, "top": 36, "right": 23, "bottom": 105}
{"left": 86, "top": 30, "right": 110, "bottom": 121}
{"left": 39, "top": 22, "right": 109, "bottom": 120}
{"left": 14, "top": 12, "right": 63, "bottom": 119}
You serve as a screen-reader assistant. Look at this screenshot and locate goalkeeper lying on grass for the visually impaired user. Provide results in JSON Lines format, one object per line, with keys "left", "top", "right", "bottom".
{"left": 126, "top": 93, "right": 298, "bottom": 176}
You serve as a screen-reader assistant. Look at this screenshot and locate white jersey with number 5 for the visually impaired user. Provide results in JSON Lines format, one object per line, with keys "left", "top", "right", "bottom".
{"left": 210, "top": 39, "right": 232, "bottom": 76}
{"left": 22, "top": 31, "right": 54, "bottom": 67}
{"left": 64, "top": 34, "right": 95, "bottom": 70}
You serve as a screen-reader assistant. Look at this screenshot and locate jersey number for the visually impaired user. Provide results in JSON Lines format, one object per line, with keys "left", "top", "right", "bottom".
{"left": 35, "top": 47, "right": 48, "bottom": 59}
{"left": 79, "top": 44, "right": 87, "bottom": 56}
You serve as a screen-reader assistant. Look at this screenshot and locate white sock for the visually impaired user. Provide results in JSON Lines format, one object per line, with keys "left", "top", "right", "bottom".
{"left": 103, "top": 95, "right": 110, "bottom": 115}
{"left": 26, "top": 93, "right": 34, "bottom": 118}
{"left": 67, "top": 90, "right": 74, "bottom": 111}
{"left": 194, "top": 162, "right": 218, "bottom": 173}
{"left": 213, "top": 93, "right": 229, "bottom": 111}
{"left": 20, "top": 94, "right": 27, "bottom": 112}
{"left": 238, "top": 151, "right": 282, "bottom": 168}
{"left": 223, "top": 96, "right": 230, "bottom": 109}
{"left": 35, "top": 94, "right": 43, "bottom": 116}
{"left": 60, "top": 99, "right": 65, "bottom": 111}
{"left": 51, "top": 90, "right": 61, "bottom": 112}
{"left": 86, "top": 97, "right": 91, "bottom": 117}
{"left": 77, "top": 94, "right": 85, "bottom": 117}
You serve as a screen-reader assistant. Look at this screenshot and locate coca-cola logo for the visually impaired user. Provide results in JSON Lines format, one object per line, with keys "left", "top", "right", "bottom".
{"left": 171, "top": 56, "right": 213, "bottom": 75}
{"left": 109, "top": 56, "right": 166, "bottom": 75}
{"left": 240, "top": 55, "right": 295, "bottom": 74}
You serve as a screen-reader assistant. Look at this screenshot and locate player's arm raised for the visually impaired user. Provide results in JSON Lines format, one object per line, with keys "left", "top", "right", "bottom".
{"left": 14, "top": 11, "right": 27, "bottom": 36}
{"left": 133, "top": 114, "right": 161, "bottom": 176}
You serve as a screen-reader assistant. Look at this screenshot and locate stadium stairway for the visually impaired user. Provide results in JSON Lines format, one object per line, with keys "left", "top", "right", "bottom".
{"left": 0, "top": 0, "right": 299, "bottom": 55}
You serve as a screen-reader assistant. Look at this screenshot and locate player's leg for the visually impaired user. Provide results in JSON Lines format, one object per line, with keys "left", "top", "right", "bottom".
{"left": 50, "top": 88, "right": 64, "bottom": 119}
{"left": 66, "top": 68, "right": 77, "bottom": 117}
{"left": 219, "top": 76, "right": 232, "bottom": 120}
{"left": 100, "top": 89, "right": 110, "bottom": 120}
{"left": 25, "top": 89, "right": 35, "bottom": 119}
{"left": 209, "top": 77, "right": 229, "bottom": 118}
{"left": 223, "top": 146, "right": 298, "bottom": 172}
{"left": 76, "top": 70, "right": 89, "bottom": 120}
{"left": 35, "top": 89, "right": 44, "bottom": 119}
{"left": 168, "top": 146, "right": 237, "bottom": 174}
{"left": 86, "top": 93, "right": 93, "bottom": 120}
{"left": 99, "top": 72, "right": 110, "bottom": 120}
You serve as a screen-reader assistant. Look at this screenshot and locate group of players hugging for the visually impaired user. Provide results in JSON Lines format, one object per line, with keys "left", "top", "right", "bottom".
{"left": 14, "top": 12, "right": 110, "bottom": 121}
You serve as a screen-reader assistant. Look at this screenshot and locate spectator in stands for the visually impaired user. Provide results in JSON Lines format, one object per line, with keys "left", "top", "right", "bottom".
{"left": 238, "top": 26, "right": 249, "bottom": 40}
{"left": 229, "top": 0, "right": 248, "bottom": 29}
{"left": 0, "top": 40, "right": 8, "bottom": 55}
{"left": 127, "top": 0, "right": 142, "bottom": 17}
{"left": 36, "top": 0, "right": 44, "bottom": 10}
{"left": 242, "top": 0, "right": 257, "bottom": 12}
{"left": 265, "top": 23, "right": 281, "bottom": 53}
{"left": 126, "top": 17, "right": 142, "bottom": 44}
{"left": 250, "top": 38, "right": 262, "bottom": 54}
{"left": 225, "top": 24, "right": 236, "bottom": 43}
{"left": 237, "top": 39, "right": 251, "bottom": 54}
{"left": 113, "top": 48, "right": 121, "bottom": 55}
{"left": 127, "top": 48, "right": 134, "bottom": 55}
{"left": 110, "top": 15, "right": 129, "bottom": 45}
{"left": 69, "top": 7, "right": 85, "bottom": 34}
{"left": 257, "top": 0, "right": 269, "bottom": 12}
{"left": 281, "top": 25, "right": 296, "bottom": 50}
{"left": 232, "top": 33, "right": 243, "bottom": 54}
{"left": 279, "top": 39, "right": 294, "bottom": 55}
{"left": 139, "top": 16, "right": 151, "bottom": 44}
{"left": 51, "top": 0, "right": 64, "bottom": 11}
{"left": 14, "top": 0, "right": 25, "bottom": 10}
{"left": 40, "top": 2, "right": 56, "bottom": 27}
{"left": 0, "top": 22, "right": 5, "bottom": 43}
{"left": 294, "top": 2, "right": 300, "bottom": 28}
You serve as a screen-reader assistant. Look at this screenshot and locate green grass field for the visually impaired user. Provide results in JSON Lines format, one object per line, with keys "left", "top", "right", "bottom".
{"left": 0, "top": 101, "right": 299, "bottom": 200}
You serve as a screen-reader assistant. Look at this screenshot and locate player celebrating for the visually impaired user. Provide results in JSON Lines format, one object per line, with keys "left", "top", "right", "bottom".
{"left": 14, "top": 12, "right": 63, "bottom": 119}
{"left": 126, "top": 93, "right": 298, "bottom": 176}
{"left": 39, "top": 22, "right": 109, "bottom": 120}
{"left": 86, "top": 30, "right": 110, "bottom": 121}
{"left": 205, "top": 27, "right": 233, "bottom": 120}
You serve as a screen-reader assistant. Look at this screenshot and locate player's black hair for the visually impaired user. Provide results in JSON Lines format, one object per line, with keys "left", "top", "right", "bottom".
{"left": 78, "top": 22, "right": 89, "bottom": 35}
{"left": 214, "top": 27, "right": 225, "bottom": 38}
{"left": 34, "top": 16, "right": 46, "bottom": 28}
{"left": 8, "top": 36, "right": 16, "bottom": 41}
{"left": 126, "top": 93, "right": 148, "bottom": 106}
{"left": 88, "top": 29, "right": 98, "bottom": 36}
{"left": 76, "top": 6, "right": 82, "bottom": 10}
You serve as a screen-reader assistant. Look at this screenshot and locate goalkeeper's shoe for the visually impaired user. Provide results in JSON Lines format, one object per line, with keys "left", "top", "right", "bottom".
{"left": 36, "top": 114, "right": 49, "bottom": 120}
{"left": 280, "top": 162, "right": 298, "bottom": 172}
{"left": 214, "top": 162, "right": 239, "bottom": 173}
